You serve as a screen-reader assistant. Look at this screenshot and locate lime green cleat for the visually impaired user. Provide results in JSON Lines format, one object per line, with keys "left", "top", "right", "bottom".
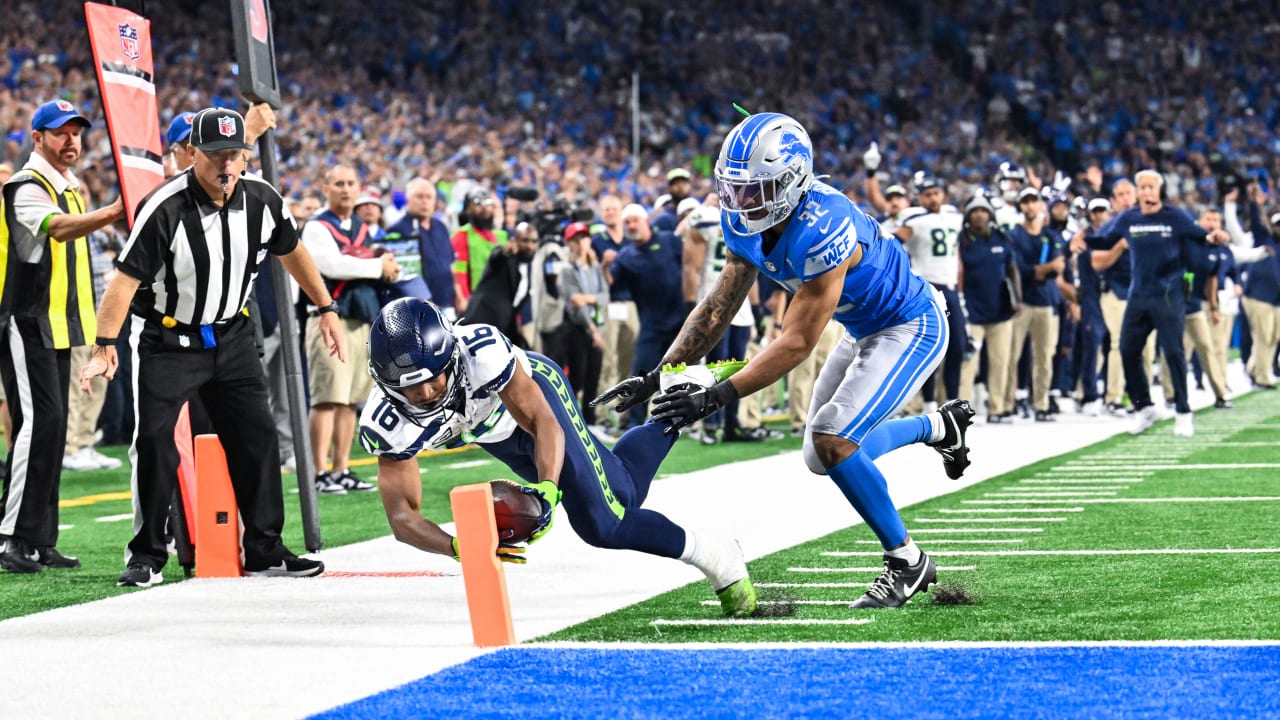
{"left": 716, "top": 576, "right": 758, "bottom": 617}
{"left": 660, "top": 360, "right": 748, "bottom": 392}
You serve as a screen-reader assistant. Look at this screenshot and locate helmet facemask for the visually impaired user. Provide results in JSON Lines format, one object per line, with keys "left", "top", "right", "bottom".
{"left": 715, "top": 113, "right": 813, "bottom": 235}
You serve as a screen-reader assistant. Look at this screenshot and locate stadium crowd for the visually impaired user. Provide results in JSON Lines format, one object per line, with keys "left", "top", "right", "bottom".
{"left": 1, "top": 0, "right": 1279, "bottom": 574}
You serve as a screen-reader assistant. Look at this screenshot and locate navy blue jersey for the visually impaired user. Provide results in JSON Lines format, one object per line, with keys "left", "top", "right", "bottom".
{"left": 1098, "top": 206, "right": 1210, "bottom": 300}
{"left": 722, "top": 181, "right": 934, "bottom": 338}
{"left": 959, "top": 229, "right": 1016, "bottom": 324}
{"left": 1008, "top": 224, "right": 1063, "bottom": 308}
{"left": 610, "top": 231, "right": 685, "bottom": 334}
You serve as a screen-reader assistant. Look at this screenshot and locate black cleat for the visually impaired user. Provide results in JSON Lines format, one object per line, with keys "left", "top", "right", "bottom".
{"left": 0, "top": 538, "right": 43, "bottom": 574}
{"left": 117, "top": 563, "right": 163, "bottom": 587}
{"left": 244, "top": 555, "right": 325, "bottom": 578}
{"left": 32, "top": 546, "right": 81, "bottom": 569}
{"left": 1214, "top": 397, "right": 1234, "bottom": 409}
{"left": 850, "top": 552, "right": 938, "bottom": 609}
{"left": 928, "top": 399, "right": 975, "bottom": 479}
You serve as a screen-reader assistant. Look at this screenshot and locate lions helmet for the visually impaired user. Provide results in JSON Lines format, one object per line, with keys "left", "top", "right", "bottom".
{"left": 995, "top": 161, "right": 1028, "bottom": 202}
{"left": 715, "top": 112, "right": 814, "bottom": 234}
{"left": 368, "top": 298, "right": 464, "bottom": 424}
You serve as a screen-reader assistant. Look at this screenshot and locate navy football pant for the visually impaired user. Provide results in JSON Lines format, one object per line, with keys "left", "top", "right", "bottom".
{"left": 484, "top": 353, "right": 685, "bottom": 558}
{"left": 921, "top": 285, "right": 966, "bottom": 403}
{"left": 1121, "top": 293, "right": 1189, "bottom": 414}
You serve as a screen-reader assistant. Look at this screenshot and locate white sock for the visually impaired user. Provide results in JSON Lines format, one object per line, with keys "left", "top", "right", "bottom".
{"left": 681, "top": 532, "right": 746, "bottom": 591}
{"left": 885, "top": 539, "right": 922, "bottom": 565}
{"left": 927, "top": 412, "right": 946, "bottom": 443}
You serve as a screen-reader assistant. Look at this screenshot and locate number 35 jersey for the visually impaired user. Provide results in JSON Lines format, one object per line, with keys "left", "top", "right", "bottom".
{"left": 358, "top": 323, "right": 528, "bottom": 461}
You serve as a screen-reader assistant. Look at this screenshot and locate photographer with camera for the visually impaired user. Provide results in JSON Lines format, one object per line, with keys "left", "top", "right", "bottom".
{"left": 302, "top": 165, "right": 400, "bottom": 495}
{"left": 462, "top": 222, "right": 540, "bottom": 347}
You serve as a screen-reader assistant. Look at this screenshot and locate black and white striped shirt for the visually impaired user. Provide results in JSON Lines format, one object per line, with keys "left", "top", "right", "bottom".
{"left": 116, "top": 170, "right": 297, "bottom": 326}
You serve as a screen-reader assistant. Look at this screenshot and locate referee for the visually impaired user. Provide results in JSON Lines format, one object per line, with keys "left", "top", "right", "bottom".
{"left": 0, "top": 99, "right": 124, "bottom": 574}
{"left": 80, "top": 108, "right": 344, "bottom": 588}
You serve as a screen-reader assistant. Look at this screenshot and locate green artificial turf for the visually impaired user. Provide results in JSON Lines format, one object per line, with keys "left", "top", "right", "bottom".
{"left": 544, "top": 393, "right": 1280, "bottom": 643}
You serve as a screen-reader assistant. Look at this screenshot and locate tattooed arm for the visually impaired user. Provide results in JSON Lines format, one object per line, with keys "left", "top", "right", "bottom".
{"left": 661, "top": 250, "right": 758, "bottom": 366}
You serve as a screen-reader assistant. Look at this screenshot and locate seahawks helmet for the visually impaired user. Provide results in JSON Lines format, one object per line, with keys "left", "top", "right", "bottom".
{"left": 715, "top": 112, "right": 814, "bottom": 234}
{"left": 368, "top": 298, "right": 464, "bottom": 424}
{"left": 912, "top": 171, "right": 943, "bottom": 194}
{"left": 995, "top": 161, "right": 1028, "bottom": 202}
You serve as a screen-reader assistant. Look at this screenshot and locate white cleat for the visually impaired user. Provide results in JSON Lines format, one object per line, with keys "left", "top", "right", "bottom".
{"left": 1129, "top": 405, "right": 1163, "bottom": 435}
{"left": 1173, "top": 412, "right": 1195, "bottom": 437}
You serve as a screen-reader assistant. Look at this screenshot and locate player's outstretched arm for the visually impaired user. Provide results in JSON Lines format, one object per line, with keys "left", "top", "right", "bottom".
{"left": 662, "top": 250, "right": 758, "bottom": 366}
{"left": 726, "top": 253, "right": 847, "bottom": 398}
{"left": 498, "top": 366, "right": 565, "bottom": 488}
{"left": 377, "top": 455, "right": 455, "bottom": 556}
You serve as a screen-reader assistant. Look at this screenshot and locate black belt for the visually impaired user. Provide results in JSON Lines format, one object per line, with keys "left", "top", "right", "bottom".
{"left": 143, "top": 309, "right": 245, "bottom": 349}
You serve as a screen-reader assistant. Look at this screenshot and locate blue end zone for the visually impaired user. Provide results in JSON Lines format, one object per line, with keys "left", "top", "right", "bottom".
{"left": 311, "top": 646, "right": 1280, "bottom": 719}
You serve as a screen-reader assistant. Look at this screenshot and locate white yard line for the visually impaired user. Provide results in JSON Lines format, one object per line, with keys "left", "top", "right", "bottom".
{"left": 1020, "top": 478, "right": 1145, "bottom": 484}
{"left": 1057, "top": 463, "right": 1280, "bottom": 470}
{"left": 924, "top": 548, "right": 1280, "bottom": 557}
{"left": 983, "top": 491, "right": 1118, "bottom": 497}
{"left": 853, "top": 539, "right": 1024, "bottom": 544}
{"left": 94, "top": 514, "right": 134, "bottom": 523}
{"left": 442, "top": 459, "right": 493, "bottom": 469}
{"left": 913, "top": 517, "right": 1067, "bottom": 523}
{"left": 937, "top": 507, "right": 1084, "bottom": 513}
{"left": 966, "top": 496, "right": 1280, "bottom": 505}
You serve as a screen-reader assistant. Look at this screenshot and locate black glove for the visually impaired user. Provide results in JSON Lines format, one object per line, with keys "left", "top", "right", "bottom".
{"left": 651, "top": 380, "right": 739, "bottom": 434}
{"left": 590, "top": 368, "right": 661, "bottom": 412}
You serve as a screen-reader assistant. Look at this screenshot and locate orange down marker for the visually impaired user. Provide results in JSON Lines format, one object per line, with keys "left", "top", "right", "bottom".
{"left": 193, "top": 434, "right": 242, "bottom": 578}
{"left": 449, "top": 483, "right": 515, "bottom": 646}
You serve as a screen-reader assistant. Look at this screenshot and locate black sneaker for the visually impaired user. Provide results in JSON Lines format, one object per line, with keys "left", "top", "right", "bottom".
{"left": 1034, "top": 410, "right": 1056, "bottom": 422}
{"left": 927, "top": 399, "right": 974, "bottom": 480}
{"left": 723, "top": 426, "right": 767, "bottom": 443}
{"left": 336, "top": 468, "right": 376, "bottom": 492}
{"left": 986, "top": 412, "right": 1010, "bottom": 424}
{"left": 32, "top": 546, "right": 81, "bottom": 569}
{"left": 244, "top": 555, "right": 325, "bottom": 578}
{"left": 117, "top": 563, "right": 163, "bottom": 587}
{"left": 315, "top": 471, "right": 347, "bottom": 495}
{"left": 850, "top": 552, "right": 937, "bottom": 609}
{"left": 1214, "top": 397, "right": 1234, "bottom": 409}
{"left": 0, "top": 538, "right": 43, "bottom": 574}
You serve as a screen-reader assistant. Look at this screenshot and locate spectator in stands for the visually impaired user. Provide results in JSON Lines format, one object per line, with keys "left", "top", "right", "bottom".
{"left": 301, "top": 165, "right": 400, "bottom": 494}
{"left": 354, "top": 189, "right": 386, "bottom": 241}
{"left": 558, "top": 222, "right": 609, "bottom": 429}
{"left": 385, "top": 178, "right": 456, "bottom": 317}
{"left": 451, "top": 188, "right": 506, "bottom": 316}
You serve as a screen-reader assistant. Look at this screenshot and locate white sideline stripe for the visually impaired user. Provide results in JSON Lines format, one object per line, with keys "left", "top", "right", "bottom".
{"left": 699, "top": 600, "right": 861, "bottom": 607}
{"left": 795, "top": 563, "right": 981, "bottom": 570}
{"left": 920, "top": 548, "right": 1280, "bottom": 557}
{"left": 854, "top": 539, "right": 1022, "bottom": 544}
{"left": 651, "top": 618, "right": 875, "bottom": 627}
{"left": 938, "top": 507, "right": 1084, "bottom": 513}
{"left": 999, "top": 487, "right": 1130, "bottom": 492}
{"left": 914, "top": 517, "right": 1067, "bottom": 523}
{"left": 984, "top": 491, "right": 1117, "bottom": 497}
{"left": 965, "top": 496, "right": 1280, "bottom": 505}
{"left": 95, "top": 514, "right": 133, "bottom": 523}
{"left": 443, "top": 460, "right": 492, "bottom": 469}
{"left": 897, "top": 527, "right": 1043, "bottom": 533}
{"left": 1059, "top": 463, "right": 1280, "bottom": 470}
{"left": 1045, "top": 469, "right": 1154, "bottom": 475}
{"left": 1021, "top": 479, "right": 1145, "bottom": 484}
{"left": 530, "top": 640, "right": 1280, "bottom": 650}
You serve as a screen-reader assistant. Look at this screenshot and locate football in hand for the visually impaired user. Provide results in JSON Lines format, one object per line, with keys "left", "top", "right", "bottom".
{"left": 490, "top": 480, "right": 544, "bottom": 544}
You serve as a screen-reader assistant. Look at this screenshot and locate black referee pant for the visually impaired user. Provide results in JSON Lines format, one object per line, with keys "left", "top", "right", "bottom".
{"left": 1120, "top": 291, "right": 1189, "bottom": 414}
{"left": 922, "top": 284, "right": 968, "bottom": 403}
{"left": 0, "top": 318, "right": 71, "bottom": 547}
{"left": 126, "top": 313, "right": 290, "bottom": 571}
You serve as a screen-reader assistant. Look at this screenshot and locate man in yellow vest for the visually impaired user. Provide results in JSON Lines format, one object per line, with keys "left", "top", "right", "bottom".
{"left": 0, "top": 100, "right": 123, "bottom": 573}
{"left": 450, "top": 188, "right": 507, "bottom": 315}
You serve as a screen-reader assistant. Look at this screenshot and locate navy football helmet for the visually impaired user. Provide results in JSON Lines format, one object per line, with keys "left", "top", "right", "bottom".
{"left": 369, "top": 298, "right": 464, "bottom": 424}
{"left": 995, "top": 162, "right": 1028, "bottom": 202}
{"left": 912, "top": 171, "right": 943, "bottom": 194}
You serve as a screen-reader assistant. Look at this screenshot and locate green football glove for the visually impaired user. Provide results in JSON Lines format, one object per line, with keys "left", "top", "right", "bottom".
{"left": 451, "top": 536, "right": 528, "bottom": 565}
{"left": 517, "top": 479, "right": 562, "bottom": 543}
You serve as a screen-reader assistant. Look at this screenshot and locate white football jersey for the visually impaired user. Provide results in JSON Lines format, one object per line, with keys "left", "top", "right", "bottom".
{"left": 689, "top": 205, "right": 753, "bottom": 327}
{"left": 358, "top": 322, "right": 528, "bottom": 460}
{"left": 879, "top": 205, "right": 926, "bottom": 238}
{"left": 993, "top": 199, "right": 1024, "bottom": 233}
{"left": 902, "top": 209, "right": 963, "bottom": 286}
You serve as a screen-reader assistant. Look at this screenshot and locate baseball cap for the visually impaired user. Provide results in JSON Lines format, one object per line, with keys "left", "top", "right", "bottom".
{"left": 189, "top": 107, "right": 252, "bottom": 152}
{"left": 676, "top": 197, "right": 701, "bottom": 217}
{"left": 563, "top": 221, "right": 591, "bottom": 241}
{"left": 620, "top": 203, "right": 648, "bottom": 221}
{"left": 355, "top": 188, "right": 383, "bottom": 209}
{"left": 667, "top": 168, "right": 692, "bottom": 183}
{"left": 166, "top": 112, "right": 196, "bottom": 146}
{"left": 32, "top": 99, "right": 91, "bottom": 131}
{"left": 1087, "top": 198, "right": 1111, "bottom": 212}
{"left": 464, "top": 188, "right": 493, "bottom": 207}
{"left": 884, "top": 184, "right": 908, "bottom": 198}
{"left": 1016, "top": 186, "right": 1042, "bottom": 204}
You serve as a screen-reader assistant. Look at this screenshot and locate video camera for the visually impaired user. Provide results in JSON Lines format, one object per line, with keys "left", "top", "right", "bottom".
{"left": 505, "top": 185, "right": 595, "bottom": 242}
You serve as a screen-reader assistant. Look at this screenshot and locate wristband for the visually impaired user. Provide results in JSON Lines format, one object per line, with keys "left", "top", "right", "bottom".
{"left": 865, "top": 168, "right": 876, "bottom": 178}
{"left": 95, "top": 336, "right": 116, "bottom": 348}
{"left": 317, "top": 302, "right": 339, "bottom": 315}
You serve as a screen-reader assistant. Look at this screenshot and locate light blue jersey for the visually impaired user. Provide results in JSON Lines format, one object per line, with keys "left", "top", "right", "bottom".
{"left": 722, "top": 181, "right": 935, "bottom": 338}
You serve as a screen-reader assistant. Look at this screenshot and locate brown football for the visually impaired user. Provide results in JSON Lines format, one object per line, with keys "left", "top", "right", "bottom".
{"left": 490, "top": 480, "right": 544, "bottom": 544}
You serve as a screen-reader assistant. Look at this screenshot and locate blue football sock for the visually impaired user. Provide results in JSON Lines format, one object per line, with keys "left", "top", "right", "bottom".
{"left": 859, "top": 416, "right": 933, "bottom": 461}
{"left": 827, "top": 450, "right": 908, "bottom": 550}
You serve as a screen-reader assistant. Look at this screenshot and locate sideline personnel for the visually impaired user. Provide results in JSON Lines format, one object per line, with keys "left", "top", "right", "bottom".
{"left": 0, "top": 99, "right": 123, "bottom": 573}
{"left": 80, "top": 108, "right": 344, "bottom": 587}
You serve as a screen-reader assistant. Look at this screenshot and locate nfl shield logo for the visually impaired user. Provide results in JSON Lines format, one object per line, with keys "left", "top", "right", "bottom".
{"left": 118, "top": 24, "right": 139, "bottom": 60}
{"left": 218, "top": 116, "right": 236, "bottom": 138}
